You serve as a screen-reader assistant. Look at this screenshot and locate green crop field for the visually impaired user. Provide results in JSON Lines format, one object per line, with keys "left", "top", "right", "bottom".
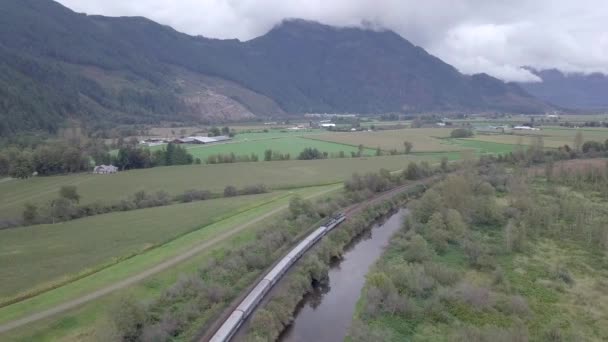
{"left": 308, "top": 128, "right": 464, "bottom": 152}
{"left": 0, "top": 155, "right": 432, "bottom": 219}
{"left": 0, "top": 192, "right": 281, "bottom": 300}
{"left": 0, "top": 185, "right": 337, "bottom": 342}
{"left": 169, "top": 135, "right": 376, "bottom": 161}
{"left": 445, "top": 139, "right": 520, "bottom": 154}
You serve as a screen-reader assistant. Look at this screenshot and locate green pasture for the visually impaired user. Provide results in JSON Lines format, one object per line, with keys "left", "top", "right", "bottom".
{"left": 309, "top": 128, "right": 463, "bottom": 152}
{"left": 0, "top": 185, "right": 338, "bottom": 341}
{"left": 0, "top": 154, "right": 429, "bottom": 219}
{"left": 0, "top": 191, "right": 280, "bottom": 300}
{"left": 174, "top": 136, "right": 376, "bottom": 161}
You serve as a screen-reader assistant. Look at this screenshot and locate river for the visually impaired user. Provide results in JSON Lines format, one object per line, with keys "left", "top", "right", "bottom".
{"left": 278, "top": 209, "right": 406, "bottom": 342}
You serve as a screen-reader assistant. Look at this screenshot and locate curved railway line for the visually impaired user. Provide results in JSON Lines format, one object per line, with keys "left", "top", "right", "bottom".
{"left": 206, "top": 177, "right": 438, "bottom": 342}
{"left": 209, "top": 214, "right": 346, "bottom": 342}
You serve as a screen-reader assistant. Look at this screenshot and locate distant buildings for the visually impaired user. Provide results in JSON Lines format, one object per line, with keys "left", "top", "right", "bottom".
{"left": 140, "top": 138, "right": 167, "bottom": 147}
{"left": 93, "top": 165, "right": 118, "bottom": 174}
{"left": 320, "top": 123, "right": 336, "bottom": 128}
{"left": 171, "top": 136, "right": 232, "bottom": 144}
{"left": 513, "top": 126, "right": 541, "bottom": 131}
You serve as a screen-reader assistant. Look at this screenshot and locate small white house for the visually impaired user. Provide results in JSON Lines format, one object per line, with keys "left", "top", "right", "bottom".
{"left": 93, "top": 165, "right": 118, "bottom": 174}
{"left": 320, "top": 123, "right": 336, "bottom": 128}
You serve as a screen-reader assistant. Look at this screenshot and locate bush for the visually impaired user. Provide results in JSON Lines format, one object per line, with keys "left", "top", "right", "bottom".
{"left": 223, "top": 185, "right": 238, "bottom": 197}
{"left": 177, "top": 189, "right": 212, "bottom": 203}
{"left": 111, "top": 297, "right": 146, "bottom": 342}
{"left": 22, "top": 203, "right": 38, "bottom": 225}
{"left": 424, "top": 262, "right": 461, "bottom": 286}
{"left": 239, "top": 184, "right": 268, "bottom": 195}
{"left": 449, "top": 283, "right": 495, "bottom": 310}
{"left": 403, "top": 234, "right": 434, "bottom": 262}
{"left": 404, "top": 162, "right": 421, "bottom": 180}
{"left": 450, "top": 128, "right": 474, "bottom": 138}
{"left": 59, "top": 185, "right": 80, "bottom": 203}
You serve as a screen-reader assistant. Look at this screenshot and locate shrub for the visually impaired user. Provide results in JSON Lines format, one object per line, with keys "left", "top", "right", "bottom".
{"left": 22, "top": 203, "right": 38, "bottom": 225}
{"left": 424, "top": 262, "right": 461, "bottom": 286}
{"left": 449, "top": 283, "right": 495, "bottom": 310}
{"left": 450, "top": 324, "right": 529, "bottom": 342}
{"left": 239, "top": 184, "right": 268, "bottom": 195}
{"left": 59, "top": 185, "right": 80, "bottom": 203}
{"left": 223, "top": 185, "right": 238, "bottom": 197}
{"left": 463, "top": 239, "right": 484, "bottom": 267}
{"left": 403, "top": 234, "right": 434, "bottom": 262}
{"left": 450, "top": 128, "right": 474, "bottom": 138}
{"left": 404, "top": 161, "right": 421, "bottom": 180}
{"left": 177, "top": 189, "right": 212, "bottom": 202}
{"left": 111, "top": 297, "right": 146, "bottom": 342}
{"left": 552, "top": 265, "right": 574, "bottom": 285}
{"left": 348, "top": 319, "right": 394, "bottom": 342}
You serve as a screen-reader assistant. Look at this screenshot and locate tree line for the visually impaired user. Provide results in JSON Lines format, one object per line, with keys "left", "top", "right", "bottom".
{"left": 0, "top": 140, "right": 196, "bottom": 179}
{"left": 0, "top": 184, "right": 268, "bottom": 229}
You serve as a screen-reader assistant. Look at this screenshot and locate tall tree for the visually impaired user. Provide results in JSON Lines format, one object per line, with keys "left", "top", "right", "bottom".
{"left": 574, "top": 131, "right": 584, "bottom": 152}
{"left": 403, "top": 141, "right": 413, "bottom": 154}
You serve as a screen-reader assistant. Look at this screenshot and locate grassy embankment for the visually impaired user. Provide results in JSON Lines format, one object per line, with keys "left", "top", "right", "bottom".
{"left": 0, "top": 191, "right": 281, "bottom": 301}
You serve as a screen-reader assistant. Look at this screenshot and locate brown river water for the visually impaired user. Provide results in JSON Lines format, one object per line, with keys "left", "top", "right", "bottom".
{"left": 279, "top": 209, "right": 406, "bottom": 342}
{"left": 232, "top": 209, "right": 406, "bottom": 342}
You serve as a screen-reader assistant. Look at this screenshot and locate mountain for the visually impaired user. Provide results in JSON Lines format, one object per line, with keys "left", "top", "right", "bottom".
{"left": 519, "top": 68, "right": 608, "bottom": 111}
{"left": 0, "top": 0, "right": 549, "bottom": 135}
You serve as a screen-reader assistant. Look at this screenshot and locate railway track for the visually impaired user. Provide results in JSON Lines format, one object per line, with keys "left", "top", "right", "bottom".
{"left": 203, "top": 176, "right": 438, "bottom": 342}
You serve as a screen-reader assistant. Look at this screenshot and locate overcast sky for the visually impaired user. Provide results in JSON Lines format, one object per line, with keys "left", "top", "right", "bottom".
{"left": 56, "top": 0, "right": 608, "bottom": 82}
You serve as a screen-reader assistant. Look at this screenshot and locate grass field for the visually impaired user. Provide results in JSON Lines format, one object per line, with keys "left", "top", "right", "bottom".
{"left": 0, "top": 191, "right": 281, "bottom": 300}
{"left": 0, "top": 185, "right": 337, "bottom": 341}
{"left": 308, "top": 128, "right": 464, "bottom": 152}
{"left": 164, "top": 135, "right": 376, "bottom": 161}
{"left": 468, "top": 127, "right": 608, "bottom": 148}
{"left": 0, "top": 155, "right": 431, "bottom": 219}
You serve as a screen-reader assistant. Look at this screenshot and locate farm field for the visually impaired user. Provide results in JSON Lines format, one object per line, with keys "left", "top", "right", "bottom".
{"left": 0, "top": 184, "right": 337, "bottom": 341}
{"left": 0, "top": 155, "right": 431, "bottom": 219}
{"left": 468, "top": 127, "right": 608, "bottom": 148}
{"left": 411, "top": 139, "right": 520, "bottom": 161}
{"left": 0, "top": 191, "right": 282, "bottom": 300}
{"left": 168, "top": 135, "right": 376, "bottom": 161}
{"left": 308, "top": 128, "right": 464, "bottom": 152}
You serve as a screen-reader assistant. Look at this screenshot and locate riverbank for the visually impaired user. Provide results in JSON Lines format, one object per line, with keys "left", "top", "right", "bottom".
{"left": 240, "top": 183, "right": 427, "bottom": 341}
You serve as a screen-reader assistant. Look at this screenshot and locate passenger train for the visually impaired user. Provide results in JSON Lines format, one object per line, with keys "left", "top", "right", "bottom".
{"left": 210, "top": 212, "right": 346, "bottom": 342}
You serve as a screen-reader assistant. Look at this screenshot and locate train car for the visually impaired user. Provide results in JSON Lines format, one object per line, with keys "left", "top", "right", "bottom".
{"left": 236, "top": 279, "right": 271, "bottom": 317}
{"left": 286, "top": 230, "right": 319, "bottom": 260}
{"left": 210, "top": 214, "right": 347, "bottom": 342}
{"left": 209, "top": 310, "right": 244, "bottom": 342}
{"left": 326, "top": 213, "right": 345, "bottom": 232}
{"left": 307, "top": 226, "right": 327, "bottom": 244}
{"left": 263, "top": 257, "right": 293, "bottom": 285}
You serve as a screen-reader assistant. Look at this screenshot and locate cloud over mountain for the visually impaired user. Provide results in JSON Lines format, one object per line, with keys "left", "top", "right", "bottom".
{"left": 57, "top": 0, "right": 608, "bottom": 82}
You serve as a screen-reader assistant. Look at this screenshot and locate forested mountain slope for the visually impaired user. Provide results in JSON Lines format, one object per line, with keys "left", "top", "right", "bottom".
{"left": 0, "top": 0, "right": 549, "bottom": 135}
{"left": 519, "top": 68, "right": 608, "bottom": 111}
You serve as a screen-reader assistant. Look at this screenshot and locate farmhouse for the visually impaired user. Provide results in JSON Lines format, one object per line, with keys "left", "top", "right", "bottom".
{"left": 93, "top": 165, "right": 118, "bottom": 174}
{"left": 320, "top": 123, "right": 336, "bottom": 128}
